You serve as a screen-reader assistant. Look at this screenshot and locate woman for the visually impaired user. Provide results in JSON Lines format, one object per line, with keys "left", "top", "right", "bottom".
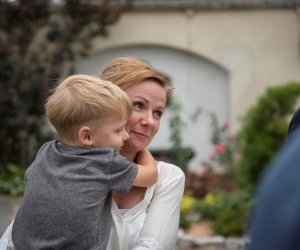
{"left": 0, "top": 57, "right": 185, "bottom": 250}
{"left": 101, "top": 57, "right": 185, "bottom": 250}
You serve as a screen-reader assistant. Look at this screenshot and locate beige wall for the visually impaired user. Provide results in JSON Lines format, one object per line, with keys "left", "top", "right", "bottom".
{"left": 91, "top": 9, "right": 300, "bottom": 130}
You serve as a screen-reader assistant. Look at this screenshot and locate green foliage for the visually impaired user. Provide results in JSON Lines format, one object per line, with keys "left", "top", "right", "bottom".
{"left": 0, "top": 1, "right": 124, "bottom": 193}
{"left": 182, "top": 82, "right": 300, "bottom": 237}
{"left": 179, "top": 214, "right": 191, "bottom": 230}
{"left": 192, "top": 190, "right": 251, "bottom": 237}
{"left": 192, "top": 198, "right": 219, "bottom": 220}
{"left": 0, "top": 164, "right": 25, "bottom": 197}
{"left": 169, "top": 97, "right": 194, "bottom": 173}
{"left": 180, "top": 195, "right": 198, "bottom": 229}
{"left": 235, "top": 82, "right": 300, "bottom": 191}
{"left": 212, "top": 200, "right": 249, "bottom": 237}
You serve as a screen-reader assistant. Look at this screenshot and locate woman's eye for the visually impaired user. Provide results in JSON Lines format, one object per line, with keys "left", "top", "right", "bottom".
{"left": 133, "top": 102, "right": 143, "bottom": 110}
{"left": 154, "top": 110, "right": 163, "bottom": 119}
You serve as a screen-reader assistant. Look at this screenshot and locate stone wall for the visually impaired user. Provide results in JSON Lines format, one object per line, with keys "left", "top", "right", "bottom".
{"left": 176, "top": 229, "right": 249, "bottom": 250}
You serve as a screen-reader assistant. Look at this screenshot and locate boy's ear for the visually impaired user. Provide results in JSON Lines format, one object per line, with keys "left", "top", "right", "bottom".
{"left": 78, "top": 126, "right": 93, "bottom": 146}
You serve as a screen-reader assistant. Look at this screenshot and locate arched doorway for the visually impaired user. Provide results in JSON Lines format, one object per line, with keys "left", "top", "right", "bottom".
{"left": 75, "top": 45, "right": 229, "bottom": 171}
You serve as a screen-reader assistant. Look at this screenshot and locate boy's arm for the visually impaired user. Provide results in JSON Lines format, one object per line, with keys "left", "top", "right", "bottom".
{"left": 132, "top": 148, "right": 158, "bottom": 187}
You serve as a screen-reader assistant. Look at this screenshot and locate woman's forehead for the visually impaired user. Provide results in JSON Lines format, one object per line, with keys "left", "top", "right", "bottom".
{"left": 126, "top": 79, "right": 166, "bottom": 95}
{"left": 126, "top": 80, "right": 167, "bottom": 105}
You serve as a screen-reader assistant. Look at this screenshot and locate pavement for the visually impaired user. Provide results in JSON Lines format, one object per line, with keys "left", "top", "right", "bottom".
{"left": 0, "top": 195, "right": 21, "bottom": 236}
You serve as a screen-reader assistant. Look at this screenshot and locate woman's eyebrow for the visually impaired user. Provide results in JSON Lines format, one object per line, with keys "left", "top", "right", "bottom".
{"left": 132, "top": 96, "right": 166, "bottom": 110}
{"left": 131, "top": 96, "right": 149, "bottom": 104}
{"left": 156, "top": 106, "right": 165, "bottom": 110}
{"left": 132, "top": 96, "right": 147, "bottom": 100}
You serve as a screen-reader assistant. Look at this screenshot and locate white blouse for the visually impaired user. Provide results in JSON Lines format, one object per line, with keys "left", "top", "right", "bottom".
{"left": 0, "top": 161, "right": 185, "bottom": 250}
{"left": 106, "top": 161, "right": 185, "bottom": 250}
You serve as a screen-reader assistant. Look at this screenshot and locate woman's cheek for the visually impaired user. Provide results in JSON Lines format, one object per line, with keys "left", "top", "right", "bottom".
{"left": 152, "top": 120, "right": 160, "bottom": 136}
{"left": 127, "top": 111, "right": 140, "bottom": 127}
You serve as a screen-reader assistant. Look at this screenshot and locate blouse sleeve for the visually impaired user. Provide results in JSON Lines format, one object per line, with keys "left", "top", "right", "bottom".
{"left": 132, "top": 162, "right": 185, "bottom": 250}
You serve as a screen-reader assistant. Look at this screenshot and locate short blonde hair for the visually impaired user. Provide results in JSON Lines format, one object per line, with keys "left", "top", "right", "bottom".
{"left": 45, "top": 74, "right": 132, "bottom": 141}
{"left": 100, "top": 57, "right": 173, "bottom": 100}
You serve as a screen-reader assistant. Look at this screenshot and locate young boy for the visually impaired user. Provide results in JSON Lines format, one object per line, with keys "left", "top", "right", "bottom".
{"left": 11, "top": 75, "right": 157, "bottom": 250}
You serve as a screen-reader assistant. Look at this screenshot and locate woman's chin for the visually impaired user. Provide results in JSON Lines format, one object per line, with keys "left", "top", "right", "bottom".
{"left": 130, "top": 141, "right": 148, "bottom": 152}
{"left": 128, "top": 136, "right": 151, "bottom": 151}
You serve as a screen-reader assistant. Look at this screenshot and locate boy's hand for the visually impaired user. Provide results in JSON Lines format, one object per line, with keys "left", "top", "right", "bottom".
{"left": 133, "top": 148, "right": 158, "bottom": 187}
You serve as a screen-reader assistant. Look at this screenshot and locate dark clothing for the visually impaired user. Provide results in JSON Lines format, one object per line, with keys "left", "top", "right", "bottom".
{"left": 288, "top": 107, "right": 300, "bottom": 136}
{"left": 12, "top": 140, "right": 137, "bottom": 250}
{"left": 248, "top": 129, "right": 300, "bottom": 250}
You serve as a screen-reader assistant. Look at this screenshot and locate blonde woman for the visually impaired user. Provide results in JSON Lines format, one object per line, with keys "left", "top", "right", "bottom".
{"left": 101, "top": 57, "right": 185, "bottom": 250}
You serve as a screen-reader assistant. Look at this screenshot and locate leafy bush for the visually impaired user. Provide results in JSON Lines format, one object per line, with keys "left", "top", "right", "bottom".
{"left": 169, "top": 97, "right": 194, "bottom": 173}
{"left": 0, "top": 164, "right": 25, "bottom": 196}
{"left": 181, "top": 82, "right": 300, "bottom": 237}
{"left": 235, "top": 82, "right": 300, "bottom": 192}
{"left": 0, "top": 1, "right": 124, "bottom": 195}
{"left": 212, "top": 198, "right": 249, "bottom": 237}
{"left": 192, "top": 190, "right": 251, "bottom": 237}
{"left": 180, "top": 195, "right": 200, "bottom": 229}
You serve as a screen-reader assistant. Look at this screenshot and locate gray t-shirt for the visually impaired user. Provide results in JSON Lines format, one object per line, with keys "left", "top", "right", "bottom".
{"left": 12, "top": 140, "right": 138, "bottom": 250}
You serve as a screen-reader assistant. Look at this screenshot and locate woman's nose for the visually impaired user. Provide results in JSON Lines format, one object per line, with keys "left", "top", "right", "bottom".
{"left": 141, "top": 112, "right": 154, "bottom": 126}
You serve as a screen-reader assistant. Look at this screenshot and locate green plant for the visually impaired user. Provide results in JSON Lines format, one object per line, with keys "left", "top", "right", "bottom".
{"left": 180, "top": 113, "right": 251, "bottom": 236}
{"left": 0, "top": 1, "right": 126, "bottom": 192}
{"left": 192, "top": 190, "right": 251, "bottom": 237}
{"left": 169, "top": 97, "right": 194, "bottom": 173}
{"left": 235, "top": 82, "right": 300, "bottom": 192}
{"left": 180, "top": 195, "right": 198, "bottom": 229}
{"left": 0, "top": 163, "right": 25, "bottom": 196}
{"left": 192, "top": 193, "right": 221, "bottom": 220}
{"left": 212, "top": 199, "right": 249, "bottom": 237}
{"left": 179, "top": 214, "right": 192, "bottom": 230}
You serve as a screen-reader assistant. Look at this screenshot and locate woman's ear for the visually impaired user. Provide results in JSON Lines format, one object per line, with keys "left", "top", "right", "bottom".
{"left": 78, "top": 126, "right": 93, "bottom": 147}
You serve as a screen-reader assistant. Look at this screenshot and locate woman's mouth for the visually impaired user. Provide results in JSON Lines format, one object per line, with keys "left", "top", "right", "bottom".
{"left": 131, "top": 131, "right": 150, "bottom": 139}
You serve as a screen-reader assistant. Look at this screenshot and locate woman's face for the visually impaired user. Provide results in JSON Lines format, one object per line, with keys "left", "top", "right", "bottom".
{"left": 123, "top": 79, "right": 167, "bottom": 155}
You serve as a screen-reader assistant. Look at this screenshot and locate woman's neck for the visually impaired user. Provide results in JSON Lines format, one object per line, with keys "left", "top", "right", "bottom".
{"left": 120, "top": 147, "right": 137, "bottom": 162}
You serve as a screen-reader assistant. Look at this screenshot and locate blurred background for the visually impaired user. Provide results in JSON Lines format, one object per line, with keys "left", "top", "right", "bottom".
{"left": 1, "top": 0, "right": 300, "bottom": 248}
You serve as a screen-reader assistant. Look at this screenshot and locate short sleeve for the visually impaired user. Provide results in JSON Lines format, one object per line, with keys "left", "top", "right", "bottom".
{"left": 109, "top": 152, "right": 138, "bottom": 195}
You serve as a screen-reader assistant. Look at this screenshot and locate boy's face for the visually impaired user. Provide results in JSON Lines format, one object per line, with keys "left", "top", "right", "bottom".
{"left": 90, "top": 118, "right": 129, "bottom": 151}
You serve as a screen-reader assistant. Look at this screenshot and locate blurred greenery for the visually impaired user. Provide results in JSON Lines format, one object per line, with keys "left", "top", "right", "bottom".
{"left": 0, "top": 163, "right": 25, "bottom": 197}
{"left": 0, "top": 0, "right": 126, "bottom": 195}
{"left": 180, "top": 190, "right": 251, "bottom": 236}
{"left": 169, "top": 97, "right": 194, "bottom": 173}
{"left": 235, "top": 82, "right": 300, "bottom": 192}
{"left": 193, "top": 190, "right": 252, "bottom": 236}
{"left": 181, "top": 81, "right": 300, "bottom": 237}
{"left": 2, "top": 2, "right": 300, "bottom": 238}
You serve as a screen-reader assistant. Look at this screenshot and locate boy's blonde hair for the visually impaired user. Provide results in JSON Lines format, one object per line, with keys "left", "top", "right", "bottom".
{"left": 100, "top": 57, "right": 173, "bottom": 100}
{"left": 45, "top": 74, "right": 132, "bottom": 141}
